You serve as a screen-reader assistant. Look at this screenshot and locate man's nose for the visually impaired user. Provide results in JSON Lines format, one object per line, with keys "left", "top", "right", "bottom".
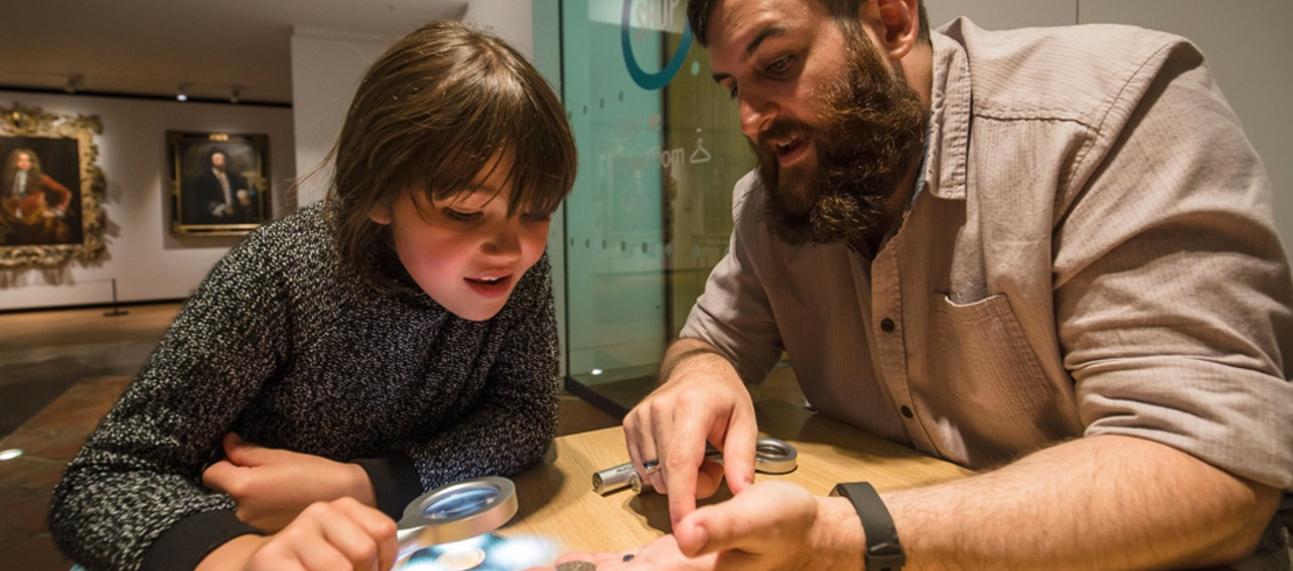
{"left": 739, "top": 94, "right": 776, "bottom": 142}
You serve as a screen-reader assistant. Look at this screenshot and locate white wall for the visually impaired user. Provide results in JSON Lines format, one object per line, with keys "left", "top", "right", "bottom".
{"left": 926, "top": 0, "right": 1076, "bottom": 30}
{"left": 465, "top": 0, "right": 534, "bottom": 58}
{"left": 290, "top": 27, "right": 394, "bottom": 206}
{"left": 0, "top": 90, "right": 295, "bottom": 311}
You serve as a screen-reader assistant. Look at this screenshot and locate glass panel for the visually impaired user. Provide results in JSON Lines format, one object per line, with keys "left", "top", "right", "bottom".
{"left": 558, "top": 0, "right": 754, "bottom": 407}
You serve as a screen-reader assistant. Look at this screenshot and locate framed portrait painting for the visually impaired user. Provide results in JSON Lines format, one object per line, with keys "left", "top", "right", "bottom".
{"left": 0, "top": 102, "right": 106, "bottom": 267}
{"left": 169, "top": 131, "right": 270, "bottom": 235}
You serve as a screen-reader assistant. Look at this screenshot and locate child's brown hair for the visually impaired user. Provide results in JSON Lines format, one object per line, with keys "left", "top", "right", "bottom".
{"left": 328, "top": 20, "right": 576, "bottom": 289}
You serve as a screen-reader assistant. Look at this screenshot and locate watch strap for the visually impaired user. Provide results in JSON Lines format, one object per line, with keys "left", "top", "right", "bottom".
{"left": 831, "top": 482, "right": 905, "bottom": 571}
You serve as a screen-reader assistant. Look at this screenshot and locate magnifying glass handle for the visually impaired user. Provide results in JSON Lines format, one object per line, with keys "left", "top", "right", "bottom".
{"left": 395, "top": 527, "right": 424, "bottom": 562}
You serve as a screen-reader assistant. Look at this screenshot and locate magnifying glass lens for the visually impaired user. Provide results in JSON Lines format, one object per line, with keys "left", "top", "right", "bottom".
{"left": 423, "top": 487, "right": 499, "bottom": 520}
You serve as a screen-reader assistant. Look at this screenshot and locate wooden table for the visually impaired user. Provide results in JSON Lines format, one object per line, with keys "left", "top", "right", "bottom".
{"left": 503, "top": 399, "right": 973, "bottom": 554}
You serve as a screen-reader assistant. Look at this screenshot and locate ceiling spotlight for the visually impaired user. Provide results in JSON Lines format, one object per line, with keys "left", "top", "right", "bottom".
{"left": 230, "top": 85, "right": 242, "bottom": 104}
{"left": 176, "top": 82, "right": 189, "bottom": 102}
{"left": 64, "top": 73, "right": 82, "bottom": 94}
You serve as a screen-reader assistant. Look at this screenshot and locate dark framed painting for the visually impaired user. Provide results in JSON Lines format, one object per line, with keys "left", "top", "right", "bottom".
{"left": 169, "top": 131, "right": 270, "bottom": 235}
{"left": 0, "top": 102, "right": 106, "bottom": 267}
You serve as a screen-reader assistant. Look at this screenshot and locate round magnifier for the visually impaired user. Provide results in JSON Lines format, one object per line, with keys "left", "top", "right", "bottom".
{"left": 396, "top": 476, "right": 519, "bottom": 562}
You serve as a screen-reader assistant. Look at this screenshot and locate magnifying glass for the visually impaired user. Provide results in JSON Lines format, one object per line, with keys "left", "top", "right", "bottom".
{"left": 593, "top": 437, "right": 799, "bottom": 495}
{"left": 396, "top": 476, "right": 519, "bottom": 563}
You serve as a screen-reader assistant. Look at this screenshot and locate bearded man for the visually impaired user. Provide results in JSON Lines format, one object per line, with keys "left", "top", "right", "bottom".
{"left": 557, "top": 0, "right": 1292, "bottom": 569}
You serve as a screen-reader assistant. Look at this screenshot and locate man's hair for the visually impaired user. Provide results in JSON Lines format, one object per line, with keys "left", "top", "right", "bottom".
{"left": 2, "top": 148, "right": 43, "bottom": 192}
{"left": 687, "top": 0, "right": 930, "bottom": 46}
{"left": 204, "top": 148, "right": 228, "bottom": 169}
{"left": 328, "top": 20, "right": 577, "bottom": 292}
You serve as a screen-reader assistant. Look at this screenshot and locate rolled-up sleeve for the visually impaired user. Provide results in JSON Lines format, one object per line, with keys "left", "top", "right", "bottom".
{"left": 679, "top": 175, "right": 786, "bottom": 385}
{"left": 1054, "top": 40, "right": 1293, "bottom": 489}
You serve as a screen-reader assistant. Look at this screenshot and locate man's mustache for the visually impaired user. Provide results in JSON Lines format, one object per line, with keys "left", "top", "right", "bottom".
{"left": 754, "top": 120, "right": 816, "bottom": 151}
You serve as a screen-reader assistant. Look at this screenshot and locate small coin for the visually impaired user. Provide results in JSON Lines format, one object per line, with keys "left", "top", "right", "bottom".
{"left": 435, "top": 547, "right": 486, "bottom": 571}
{"left": 556, "top": 561, "right": 598, "bottom": 571}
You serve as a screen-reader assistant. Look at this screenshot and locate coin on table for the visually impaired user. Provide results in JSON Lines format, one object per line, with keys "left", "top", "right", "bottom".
{"left": 555, "top": 561, "right": 598, "bottom": 571}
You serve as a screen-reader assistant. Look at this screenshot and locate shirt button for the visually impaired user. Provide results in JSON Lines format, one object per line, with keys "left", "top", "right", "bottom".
{"left": 880, "top": 318, "right": 896, "bottom": 333}
{"left": 900, "top": 405, "right": 914, "bottom": 418}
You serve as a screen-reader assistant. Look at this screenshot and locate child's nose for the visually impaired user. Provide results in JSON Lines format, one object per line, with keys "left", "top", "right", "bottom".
{"left": 482, "top": 220, "right": 522, "bottom": 258}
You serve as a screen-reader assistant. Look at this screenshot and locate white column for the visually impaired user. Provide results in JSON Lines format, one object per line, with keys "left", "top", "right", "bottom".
{"left": 290, "top": 27, "right": 394, "bottom": 206}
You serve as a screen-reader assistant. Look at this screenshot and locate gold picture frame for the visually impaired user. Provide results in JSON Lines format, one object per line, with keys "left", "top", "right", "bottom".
{"left": 0, "top": 102, "right": 106, "bottom": 267}
{"left": 169, "top": 131, "right": 270, "bottom": 236}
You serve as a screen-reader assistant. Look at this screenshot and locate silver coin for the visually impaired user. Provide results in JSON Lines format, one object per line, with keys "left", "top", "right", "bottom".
{"left": 555, "top": 561, "right": 598, "bottom": 571}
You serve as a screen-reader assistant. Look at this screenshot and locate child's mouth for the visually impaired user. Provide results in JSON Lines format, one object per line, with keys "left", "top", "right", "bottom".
{"left": 464, "top": 274, "right": 513, "bottom": 298}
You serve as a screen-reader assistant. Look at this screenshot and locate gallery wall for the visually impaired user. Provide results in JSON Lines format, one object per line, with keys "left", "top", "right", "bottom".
{"left": 0, "top": 90, "right": 296, "bottom": 311}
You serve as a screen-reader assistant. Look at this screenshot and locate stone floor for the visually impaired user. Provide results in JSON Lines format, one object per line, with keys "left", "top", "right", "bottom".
{"left": 0, "top": 302, "right": 622, "bottom": 569}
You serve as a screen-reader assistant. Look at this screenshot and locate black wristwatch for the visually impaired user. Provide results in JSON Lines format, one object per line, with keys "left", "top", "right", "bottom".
{"left": 831, "top": 482, "right": 906, "bottom": 571}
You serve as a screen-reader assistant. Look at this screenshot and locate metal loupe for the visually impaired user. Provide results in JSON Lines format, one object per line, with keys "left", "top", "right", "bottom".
{"left": 593, "top": 437, "right": 799, "bottom": 495}
{"left": 396, "top": 476, "right": 519, "bottom": 561}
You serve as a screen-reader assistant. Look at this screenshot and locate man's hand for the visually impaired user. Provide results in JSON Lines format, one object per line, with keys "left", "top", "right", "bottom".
{"left": 622, "top": 339, "right": 758, "bottom": 525}
{"left": 543, "top": 535, "right": 717, "bottom": 571}
{"left": 236, "top": 189, "right": 253, "bottom": 207}
{"left": 197, "top": 497, "right": 397, "bottom": 571}
{"left": 202, "top": 433, "right": 377, "bottom": 532}
{"left": 537, "top": 482, "right": 862, "bottom": 571}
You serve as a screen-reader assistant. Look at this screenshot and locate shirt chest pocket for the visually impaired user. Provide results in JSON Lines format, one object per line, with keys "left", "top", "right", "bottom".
{"left": 928, "top": 293, "right": 1055, "bottom": 416}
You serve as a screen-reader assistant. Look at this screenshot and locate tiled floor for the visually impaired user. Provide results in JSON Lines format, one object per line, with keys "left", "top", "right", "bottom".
{"left": 0, "top": 302, "right": 621, "bottom": 569}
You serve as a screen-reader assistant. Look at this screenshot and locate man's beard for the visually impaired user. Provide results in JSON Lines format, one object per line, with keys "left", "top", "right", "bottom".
{"left": 754, "top": 25, "right": 927, "bottom": 247}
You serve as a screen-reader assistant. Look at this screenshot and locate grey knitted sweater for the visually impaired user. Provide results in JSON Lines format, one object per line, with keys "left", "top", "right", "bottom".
{"left": 49, "top": 203, "right": 561, "bottom": 570}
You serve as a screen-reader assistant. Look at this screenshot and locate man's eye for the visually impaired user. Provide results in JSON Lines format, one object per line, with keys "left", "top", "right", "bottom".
{"left": 767, "top": 55, "right": 794, "bottom": 75}
{"left": 443, "top": 208, "right": 482, "bottom": 222}
{"left": 728, "top": 85, "right": 738, "bottom": 100}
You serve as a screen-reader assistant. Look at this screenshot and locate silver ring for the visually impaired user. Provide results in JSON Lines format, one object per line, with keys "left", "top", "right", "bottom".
{"left": 752, "top": 437, "right": 798, "bottom": 474}
{"left": 697, "top": 437, "right": 798, "bottom": 474}
{"left": 642, "top": 460, "right": 660, "bottom": 474}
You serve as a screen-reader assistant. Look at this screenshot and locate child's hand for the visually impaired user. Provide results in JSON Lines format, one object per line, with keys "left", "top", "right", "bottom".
{"left": 203, "top": 433, "right": 378, "bottom": 532}
{"left": 197, "top": 497, "right": 397, "bottom": 571}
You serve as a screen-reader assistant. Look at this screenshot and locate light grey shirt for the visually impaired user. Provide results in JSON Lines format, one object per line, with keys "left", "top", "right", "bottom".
{"left": 683, "top": 17, "right": 1292, "bottom": 505}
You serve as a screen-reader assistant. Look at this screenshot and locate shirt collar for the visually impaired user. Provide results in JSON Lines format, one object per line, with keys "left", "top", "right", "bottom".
{"left": 919, "top": 27, "right": 972, "bottom": 201}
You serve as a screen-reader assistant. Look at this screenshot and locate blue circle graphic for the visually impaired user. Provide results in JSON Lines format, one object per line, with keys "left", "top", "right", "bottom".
{"left": 621, "top": 0, "right": 694, "bottom": 90}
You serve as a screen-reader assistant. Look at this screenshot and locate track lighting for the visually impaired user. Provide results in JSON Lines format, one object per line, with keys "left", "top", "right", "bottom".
{"left": 64, "top": 73, "right": 82, "bottom": 94}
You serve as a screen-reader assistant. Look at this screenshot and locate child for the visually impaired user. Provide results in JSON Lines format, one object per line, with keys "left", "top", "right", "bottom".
{"left": 49, "top": 20, "right": 576, "bottom": 571}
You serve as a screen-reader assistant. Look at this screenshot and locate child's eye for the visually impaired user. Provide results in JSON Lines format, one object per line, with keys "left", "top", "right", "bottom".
{"left": 522, "top": 211, "right": 552, "bottom": 223}
{"left": 443, "top": 208, "right": 482, "bottom": 222}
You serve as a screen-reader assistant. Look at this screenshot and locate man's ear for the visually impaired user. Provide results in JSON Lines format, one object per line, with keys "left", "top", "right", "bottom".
{"left": 867, "top": 0, "right": 921, "bottom": 60}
